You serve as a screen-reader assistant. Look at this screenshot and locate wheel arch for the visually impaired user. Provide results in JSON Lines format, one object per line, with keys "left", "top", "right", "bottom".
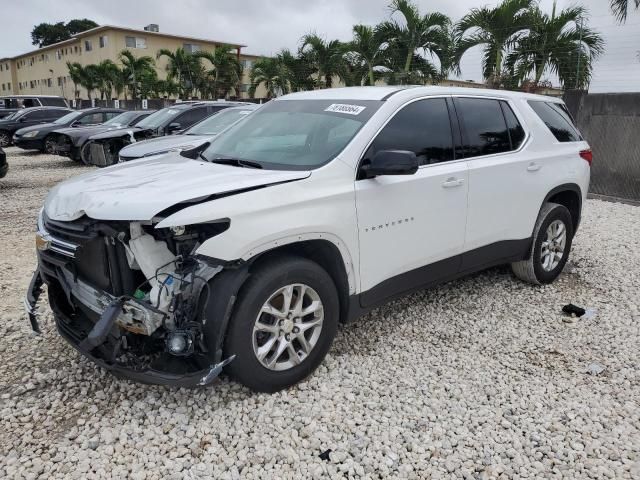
{"left": 245, "top": 239, "right": 352, "bottom": 324}
{"left": 541, "top": 183, "right": 582, "bottom": 233}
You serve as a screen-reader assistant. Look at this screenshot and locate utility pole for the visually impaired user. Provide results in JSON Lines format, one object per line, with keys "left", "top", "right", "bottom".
{"left": 575, "top": 17, "right": 584, "bottom": 90}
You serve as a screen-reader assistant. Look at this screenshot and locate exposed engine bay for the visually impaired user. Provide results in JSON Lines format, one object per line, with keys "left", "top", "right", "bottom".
{"left": 26, "top": 212, "right": 238, "bottom": 387}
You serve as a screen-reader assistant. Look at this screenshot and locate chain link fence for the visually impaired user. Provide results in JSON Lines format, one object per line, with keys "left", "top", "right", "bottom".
{"left": 564, "top": 90, "right": 640, "bottom": 202}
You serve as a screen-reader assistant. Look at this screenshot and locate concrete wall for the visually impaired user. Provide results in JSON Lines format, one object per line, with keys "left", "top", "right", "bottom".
{"left": 564, "top": 91, "right": 640, "bottom": 202}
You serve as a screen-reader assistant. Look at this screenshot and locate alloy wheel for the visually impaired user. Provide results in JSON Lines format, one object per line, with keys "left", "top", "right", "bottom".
{"left": 252, "top": 283, "right": 324, "bottom": 371}
{"left": 540, "top": 219, "right": 567, "bottom": 271}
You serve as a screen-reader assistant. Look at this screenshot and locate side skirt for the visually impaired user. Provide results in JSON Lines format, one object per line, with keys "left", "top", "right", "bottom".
{"left": 347, "top": 237, "right": 532, "bottom": 321}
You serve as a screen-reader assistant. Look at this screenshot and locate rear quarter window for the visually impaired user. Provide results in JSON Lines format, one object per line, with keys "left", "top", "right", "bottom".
{"left": 528, "top": 101, "right": 582, "bottom": 142}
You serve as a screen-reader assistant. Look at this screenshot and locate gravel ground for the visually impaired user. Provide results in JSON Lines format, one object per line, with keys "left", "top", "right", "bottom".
{"left": 1, "top": 147, "right": 639, "bottom": 479}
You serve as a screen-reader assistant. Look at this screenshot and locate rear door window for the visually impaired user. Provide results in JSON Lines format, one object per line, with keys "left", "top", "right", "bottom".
{"left": 454, "top": 98, "right": 511, "bottom": 157}
{"left": 40, "top": 97, "right": 68, "bottom": 107}
{"left": 364, "top": 98, "right": 455, "bottom": 166}
{"left": 527, "top": 101, "right": 582, "bottom": 142}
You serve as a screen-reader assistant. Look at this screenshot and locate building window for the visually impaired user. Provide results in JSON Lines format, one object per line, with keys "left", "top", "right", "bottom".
{"left": 7, "top": 82, "right": 10, "bottom": 90}
{"left": 0, "top": 64, "right": 3, "bottom": 72}
{"left": 183, "top": 43, "right": 201, "bottom": 53}
{"left": 47, "top": 78, "right": 52, "bottom": 87}
{"left": 240, "top": 83, "right": 249, "bottom": 92}
{"left": 1, "top": 84, "right": 4, "bottom": 91}
{"left": 57, "top": 77, "right": 62, "bottom": 86}
{"left": 85, "top": 40, "right": 93, "bottom": 52}
{"left": 30, "top": 80, "right": 35, "bottom": 89}
{"left": 74, "top": 46, "right": 79, "bottom": 54}
{"left": 125, "top": 36, "right": 147, "bottom": 49}
{"left": 99, "top": 35, "right": 108, "bottom": 48}
{"left": 242, "top": 60, "right": 254, "bottom": 70}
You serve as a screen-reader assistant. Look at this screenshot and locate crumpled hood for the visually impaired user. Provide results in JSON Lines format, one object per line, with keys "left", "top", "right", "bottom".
{"left": 44, "top": 152, "right": 311, "bottom": 222}
{"left": 119, "top": 134, "right": 211, "bottom": 159}
{"left": 54, "top": 125, "right": 116, "bottom": 145}
{"left": 88, "top": 126, "right": 147, "bottom": 141}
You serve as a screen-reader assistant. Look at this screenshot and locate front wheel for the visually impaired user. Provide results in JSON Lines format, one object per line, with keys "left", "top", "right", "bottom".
{"left": 0, "top": 131, "right": 11, "bottom": 147}
{"left": 512, "top": 202, "right": 574, "bottom": 285}
{"left": 224, "top": 256, "right": 339, "bottom": 392}
{"left": 43, "top": 135, "right": 57, "bottom": 154}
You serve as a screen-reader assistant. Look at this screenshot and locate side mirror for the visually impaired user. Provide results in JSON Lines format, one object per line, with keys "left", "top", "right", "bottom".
{"left": 18, "top": 117, "right": 27, "bottom": 123}
{"left": 360, "top": 150, "right": 419, "bottom": 179}
{"left": 168, "top": 122, "right": 182, "bottom": 134}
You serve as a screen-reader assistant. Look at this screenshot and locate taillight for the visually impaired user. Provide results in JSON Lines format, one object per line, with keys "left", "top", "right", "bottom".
{"left": 579, "top": 149, "right": 593, "bottom": 166}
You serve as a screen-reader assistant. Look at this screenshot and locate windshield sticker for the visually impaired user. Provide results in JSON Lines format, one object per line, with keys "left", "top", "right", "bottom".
{"left": 325, "top": 104, "right": 366, "bottom": 115}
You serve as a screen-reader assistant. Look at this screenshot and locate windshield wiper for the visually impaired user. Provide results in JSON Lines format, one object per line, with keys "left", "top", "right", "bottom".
{"left": 206, "top": 156, "right": 263, "bottom": 169}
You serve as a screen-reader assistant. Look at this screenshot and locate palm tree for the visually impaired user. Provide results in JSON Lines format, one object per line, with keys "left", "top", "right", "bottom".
{"left": 66, "top": 62, "right": 83, "bottom": 99}
{"left": 194, "top": 46, "right": 243, "bottom": 99}
{"left": 276, "top": 49, "right": 316, "bottom": 91}
{"left": 610, "top": 0, "right": 640, "bottom": 22}
{"left": 119, "top": 50, "right": 156, "bottom": 100}
{"left": 299, "top": 33, "right": 344, "bottom": 88}
{"left": 94, "top": 60, "right": 121, "bottom": 100}
{"left": 156, "top": 48, "right": 203, "bottom": 98}
{"left": 344, "top": 25, "right": 386, "bottom": 85}
{"left": 455, "top": 0, "right": 535, "bottom": 87}
{"left": 249, "top": 57, "right": 288, "bottom": 98}
{"left": 507, "top": 3, "right": 604, "bottom": 90}
{"left": 376, "top": 0, "right": 451, "bottom": 85}
{"left": 80, "top": 64, "right": 101, "bottom": 102}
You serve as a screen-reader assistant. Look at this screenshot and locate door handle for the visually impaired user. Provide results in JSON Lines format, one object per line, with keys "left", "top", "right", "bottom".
{"left": 442, "top": 177, "right": 464, "bottom": 188}
{"left": 527, "top": 162, "right": 541, "bottom": 172}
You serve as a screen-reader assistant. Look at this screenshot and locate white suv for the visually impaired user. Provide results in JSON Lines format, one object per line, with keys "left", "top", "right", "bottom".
{"left": 27, "top": 86, "right": 591, "bottom": 392}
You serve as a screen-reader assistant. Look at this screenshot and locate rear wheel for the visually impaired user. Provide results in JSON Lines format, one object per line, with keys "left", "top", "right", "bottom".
{"left": 512, "top": 202, "right": 574, "bottom": 285}
{"left": 0, "top": 131, "right": 11, "bottom": 147}
{"left": 224, "top": 256, "right": 339, "bottom": 392}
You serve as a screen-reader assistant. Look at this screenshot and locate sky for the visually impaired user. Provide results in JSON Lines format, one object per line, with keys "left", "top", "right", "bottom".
{"left": 1, "top": 0, "right": 638, "bottom": 93}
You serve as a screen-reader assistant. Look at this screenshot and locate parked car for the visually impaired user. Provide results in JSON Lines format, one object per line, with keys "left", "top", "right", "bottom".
{"left": 81, "top": 101, "right": 252, "bottom": 167}
{"left": 0, "top": 95, "right": 69, "bottom": 119}
{"left": 52, "top": 110, "right": 156, "bottom": 162}
{"left": 25, "top": 86, "right": 591, "bottom": 392}
{"left": 0, "top": 147, "right": 7, "bottom": 179}
{"left": 118, "top": 104, "right": 260, "bottom": 162}
{"left": 13, "top": 108, "right": 124, "bottom": 153}
{"left": 0, "top": 107, "right": 72, "bottom": 147}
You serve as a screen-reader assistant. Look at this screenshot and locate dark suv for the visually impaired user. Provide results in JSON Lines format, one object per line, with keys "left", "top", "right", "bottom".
{"left": 0, "top": 107, "right": 72, "bottom": 147}
{"left": 13, "top": 108, "right": 123, "bottom": 153}
{"left": 82, "top": 101, "right": 250, "bottom": 166}
{"left": 0, "top": 95, "right": 69, "bottom": 119}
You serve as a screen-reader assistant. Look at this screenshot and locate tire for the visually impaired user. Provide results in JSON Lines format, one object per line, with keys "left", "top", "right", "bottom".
{"left": 43, "top": 135, "right": 57, "bottom": 154}
{"left": 223, "top": 256, "right": 339, "bottom": 393}
{"left": 0, "top": 131, "right": 11, "bottom": 147}
{"left": 512, "top": 202, "right": 574, "bottom": 285}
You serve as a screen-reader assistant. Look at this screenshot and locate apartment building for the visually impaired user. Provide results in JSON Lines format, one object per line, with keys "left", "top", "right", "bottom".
{"left": 0, "top": 24, "right": 266, "bottom": 100}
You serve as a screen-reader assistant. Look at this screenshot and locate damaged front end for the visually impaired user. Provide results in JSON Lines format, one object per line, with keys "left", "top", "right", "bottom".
{"left": 26, "top": 211, "right": 240, "bottom": 387}
{"left": 82, "top": 129, "right": 155, "bottom": 167}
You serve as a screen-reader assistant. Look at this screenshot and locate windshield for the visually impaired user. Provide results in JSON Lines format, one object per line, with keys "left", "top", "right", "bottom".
{"left": 136, "top": 107, "right": 184, "bottom": 129}
{"left": 53, "top": 111, "right": 83, "bottom": 125}
{"left": 103, "top": 111, "right": 139, "bottom": 127}
{"left": 201, "top": 100, "right": 382, "bottom": 170}
{"left": 186, "top": 107, "right": 256, "bottom": 135}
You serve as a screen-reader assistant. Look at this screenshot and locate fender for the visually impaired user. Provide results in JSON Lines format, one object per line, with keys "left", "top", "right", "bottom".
{"left": 198, "top": 232, "right": 358, "bottom": 295}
